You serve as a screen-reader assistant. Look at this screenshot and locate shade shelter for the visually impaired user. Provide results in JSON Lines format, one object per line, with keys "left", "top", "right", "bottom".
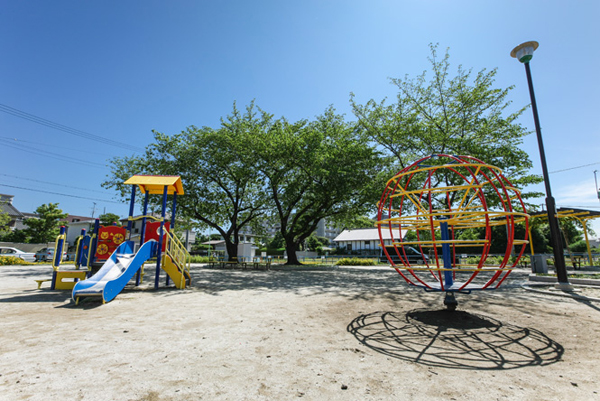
{"left": 529, "top": 207, "right": 600, "bottom": 267}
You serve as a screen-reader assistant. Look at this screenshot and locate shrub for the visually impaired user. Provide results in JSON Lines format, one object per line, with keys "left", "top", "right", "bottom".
{"left": 335, "top": 257, "right": 375, "bottom": 266}
{"left": 0, "top": 256, "right": 34, "bottom": 266}
{"left": 189, "top": 255, "right": 210, "bottom": 263}
{"left": 569, "top": 240, "right": 590, "bottom": 253}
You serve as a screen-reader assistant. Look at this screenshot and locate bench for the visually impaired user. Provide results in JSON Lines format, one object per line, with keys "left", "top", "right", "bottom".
{"left": 252, "top": 258, "right": 272, "bottom": 270}
{"left": 220, "top": 260, "right": 248, "bottom": 269}
{"left": 34, "top": 279, "right": 52, "bottom": 289}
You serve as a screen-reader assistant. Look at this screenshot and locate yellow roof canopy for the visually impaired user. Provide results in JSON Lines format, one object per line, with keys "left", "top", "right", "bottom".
{"left": 123, "top": 175, "right": 184, "bottom": 195}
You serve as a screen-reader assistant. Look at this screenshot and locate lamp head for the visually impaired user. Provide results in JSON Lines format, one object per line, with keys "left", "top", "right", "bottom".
{"left": 510, "top": 41, "right": 539, "bottom": 63}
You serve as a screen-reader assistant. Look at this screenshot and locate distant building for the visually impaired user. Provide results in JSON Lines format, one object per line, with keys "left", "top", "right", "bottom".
{"left": 0, "top": 194, "right": 25, "bottom": 230}
{"left": 262, "top": 218, "right": 342, "bottom": 245}
{"left": 333, "top": 228, "right": 407, "bottom": 254}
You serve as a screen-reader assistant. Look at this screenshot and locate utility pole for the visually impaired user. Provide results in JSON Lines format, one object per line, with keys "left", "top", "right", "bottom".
{"left": 91, "top": 202, "right": 97, "bottom": 218}
{"left": 594, "top": 170, "right": 599, "bottom": 202}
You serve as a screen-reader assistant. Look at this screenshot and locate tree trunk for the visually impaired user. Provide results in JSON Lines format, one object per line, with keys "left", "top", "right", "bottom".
{"left": 284, "top": 237, "right": 301, "bottom": 265}
{"left": 225, "top": 240, "right": 238, "bottom": 261}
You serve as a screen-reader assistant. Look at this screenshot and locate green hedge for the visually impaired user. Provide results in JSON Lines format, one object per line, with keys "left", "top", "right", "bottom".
{"left": 189, "top": 255, "right": 210, "bottom": 263}
{"left": 335, "top": 257, "right": 375, "bottom": 266}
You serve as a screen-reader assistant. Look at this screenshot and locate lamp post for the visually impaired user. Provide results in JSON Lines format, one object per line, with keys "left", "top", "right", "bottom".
{"left": 511, "top": 41, "right": 572, "bottom": 289}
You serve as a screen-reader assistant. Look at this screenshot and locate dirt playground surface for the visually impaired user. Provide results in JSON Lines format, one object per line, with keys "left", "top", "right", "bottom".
{"left": 1, "top": 263, "right": 600, "bottom": 400}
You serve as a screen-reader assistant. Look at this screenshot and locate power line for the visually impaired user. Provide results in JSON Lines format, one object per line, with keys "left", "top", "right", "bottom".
{"left": 0, "top": 174, "right": 109, "bottom": 195}
{"left": 550, "top": 162, "right": 600, "bottom": 174}
{"left": 0, "top": 183, "right": 126, "bottom": 204}
{"left": 0, "top": 103, "right": 145, "bottom": 153}
{"left": 0, "top": 138, "right": 106, "bottom": 168}
{"left": 0, "top": 136, "right": 114, "bottom": 158}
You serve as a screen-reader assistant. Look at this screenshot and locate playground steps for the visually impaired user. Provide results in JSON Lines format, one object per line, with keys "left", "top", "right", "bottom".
{"left": 161, "top": 255, "right": 191, "bottom": 289}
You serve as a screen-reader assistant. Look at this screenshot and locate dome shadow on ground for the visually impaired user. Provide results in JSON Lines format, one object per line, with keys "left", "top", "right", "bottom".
{"left": 347, "top": 309, "right": 564, "bottom": 370}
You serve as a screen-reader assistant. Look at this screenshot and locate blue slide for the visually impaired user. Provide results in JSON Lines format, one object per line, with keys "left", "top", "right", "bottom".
{"left": 72, "top": 240, "right": 157, "bottom": 304}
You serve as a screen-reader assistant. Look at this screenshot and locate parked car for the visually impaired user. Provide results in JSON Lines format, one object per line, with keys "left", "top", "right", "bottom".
{"left": 34, "top": 247, "right": 67, "bottom": 262}
{"left": 0, "top": 246, "right": 36, "bottom": 262}
{"left": 380, "top": 246, "right": 429, "bottom": 265}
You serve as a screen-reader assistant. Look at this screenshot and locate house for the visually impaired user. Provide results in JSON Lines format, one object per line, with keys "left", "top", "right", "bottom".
{"left": 263, "top": 218, "right": 342, "bottom": 245}
{"left": 119, "top": 215, "right": 196, "bottom": 251}
{"left": 203, "top": 240, "right": 258, "bottom": 261}
{"left": 333, "top": 228, "right": 407, "bottom": 254}
{"left": 64, "top": 218, "right": 96, "bottom": 247}
{"left": 0, "top": 194, "right": 25, "bottom": 231}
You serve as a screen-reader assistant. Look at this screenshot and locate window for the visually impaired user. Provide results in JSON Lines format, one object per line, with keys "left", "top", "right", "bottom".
{"left": 346, "top": 244, "right": 352, "bottom": 251}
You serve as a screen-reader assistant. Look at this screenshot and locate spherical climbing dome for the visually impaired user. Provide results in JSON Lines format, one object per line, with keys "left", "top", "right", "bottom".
{"left": 376, "top": 154, "right": 530, "bottom": 293}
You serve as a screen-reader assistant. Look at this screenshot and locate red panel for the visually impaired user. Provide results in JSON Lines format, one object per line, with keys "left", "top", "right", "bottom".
{"left": 95, "top": 226, "right": 127, "bottom": 260}
{"left": 144, "top": 221, "right": 170, "bottom": 252}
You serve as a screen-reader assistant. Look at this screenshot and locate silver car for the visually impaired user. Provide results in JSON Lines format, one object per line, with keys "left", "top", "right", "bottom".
{"left": 0, "top": 247, "right": 36, "bottom": 262}
{"left": 35, "top": 247, "right": 67, "bottom": 262}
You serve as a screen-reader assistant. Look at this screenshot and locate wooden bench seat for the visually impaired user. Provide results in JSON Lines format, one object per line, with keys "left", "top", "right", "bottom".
{"left": 34, "top": 279, "right": 52, "bottom": 289}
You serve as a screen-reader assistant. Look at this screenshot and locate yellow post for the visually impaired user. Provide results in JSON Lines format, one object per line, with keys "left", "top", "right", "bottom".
{"left": 576, "top": 216, "right": 594, "bottom": 267}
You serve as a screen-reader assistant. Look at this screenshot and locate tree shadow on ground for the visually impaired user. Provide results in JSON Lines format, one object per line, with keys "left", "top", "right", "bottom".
{"left": 0, "top": 289, "right": 72, "bottom": 304}
{"left": 347, "top": 309, "right": 564, "bottom": 370}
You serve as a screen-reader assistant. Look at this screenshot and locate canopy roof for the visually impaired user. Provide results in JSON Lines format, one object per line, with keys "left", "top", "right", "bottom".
{"left": 123, "top": 175, "right": 184, "bottom": 195}
{"left": 530, "top": 207, "right": 600, "bottom": 221}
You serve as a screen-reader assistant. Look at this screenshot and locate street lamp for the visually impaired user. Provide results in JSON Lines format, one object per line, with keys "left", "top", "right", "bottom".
{"left": 511, "top": 41, "right": 573, "bottom": 290}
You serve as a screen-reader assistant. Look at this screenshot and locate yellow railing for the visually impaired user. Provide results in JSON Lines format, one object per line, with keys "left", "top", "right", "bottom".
{"left": 165, "top": 231, "right": 191, "bottom": 286}
{"left": 52, "top": 232, "right": 67, "bottom": 271}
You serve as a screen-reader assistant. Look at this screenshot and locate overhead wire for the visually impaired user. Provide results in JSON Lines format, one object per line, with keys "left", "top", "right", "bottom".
{"left": 0, "top": 103, "right": 145, "bottom": 153}
{"left": 0, "top": 138, "right": 106, "bottom": 168}
{"left": 0, "top": 183, "right": 126, "bottom": 204}
{"left": 0, "top": 174, "right": 110, "bottom": 195}
{"left": 550, "top": 162, "right": 600, "bottom": 174}
{"left": 0, "top": 136, "right": 115, "bottom": 158}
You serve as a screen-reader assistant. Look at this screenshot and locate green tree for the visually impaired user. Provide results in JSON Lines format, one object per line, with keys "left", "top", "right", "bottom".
{"left": 0, "top": 208, "right": 10, "bottom": 237}
{"left": 98, "top": 212, "right": 122, "bottom": 227}
{"left": 268, "top": 232, "right": 285, "bottom": 250}
{"left": 0, "top": 228, "right": 29, "bottom": 243}
{"left": 24, "top": 203, "right": 68, "bottom": 243}
{"left": 305, "top": 234, "right": 329, "bottom": 251}
{"left": 251, "top": 106, "right": 385, "bottom": 265}
{"left": 104, "top": 103, "right": 269, "bottom": 260}
{"left": 351, "top": 44, "right": 543, "bottom": 206}
{"left": 340, "top": 215, "right": 376, "bottom": 230}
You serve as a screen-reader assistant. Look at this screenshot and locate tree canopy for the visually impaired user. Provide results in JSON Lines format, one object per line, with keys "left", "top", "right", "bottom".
{"left": 103, "top": 45, "right": 552, "bottom": 264}
{"left": 351, "top": 44, "right": 543, "bottom": 205}
{"left": 98, "top": 212, "right": 122, "bottom": 227}
{"left": 249, "top": 106, "right": 384, "bottom": 264}
{"left": 103, "top": 103, "right": 269, "bottom": 259}
{"left": 23, "top": 203, "right": 68, "bottom": 244}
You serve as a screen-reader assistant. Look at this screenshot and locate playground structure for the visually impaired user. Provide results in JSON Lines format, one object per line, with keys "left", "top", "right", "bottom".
{"left": 376, "top": 154, "right": 530, "bottom": 310}
{"left": 529, "top": 207, "right": 600, "bottom": 268}
{"left": 42, "top": 226, "right": 90, "bottom": 290}
{"left": 44, "top": 175, "right": 191, "bottom": 304}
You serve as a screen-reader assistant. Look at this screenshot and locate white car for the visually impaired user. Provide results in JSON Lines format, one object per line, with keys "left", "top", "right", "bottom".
{"left": 0, "top": 247, "right": 36, "bottom": 262}
{"left": 35, "top": 247, "right": 67, "bottom": 262}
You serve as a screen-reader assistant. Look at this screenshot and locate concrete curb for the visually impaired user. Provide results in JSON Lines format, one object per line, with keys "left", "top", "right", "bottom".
{"left": 522, "top": 284, "right": 600, "bottom": 303}
{"left": 528, "top": 273, "right": 600, "bottom": 287}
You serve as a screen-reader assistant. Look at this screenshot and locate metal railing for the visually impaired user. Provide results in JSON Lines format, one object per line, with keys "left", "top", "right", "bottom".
{"left": 165, "top": 231, "right": 191, "bottom": 286}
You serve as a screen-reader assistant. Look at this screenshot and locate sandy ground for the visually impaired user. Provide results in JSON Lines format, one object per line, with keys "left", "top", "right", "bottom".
{"left": 1, "top": 263, "right": 600, "bottom": 401}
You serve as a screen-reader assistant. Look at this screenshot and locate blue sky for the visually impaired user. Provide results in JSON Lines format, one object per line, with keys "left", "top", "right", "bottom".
{"left": 1, "top": 1, "right": 599, "bottom": 234}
